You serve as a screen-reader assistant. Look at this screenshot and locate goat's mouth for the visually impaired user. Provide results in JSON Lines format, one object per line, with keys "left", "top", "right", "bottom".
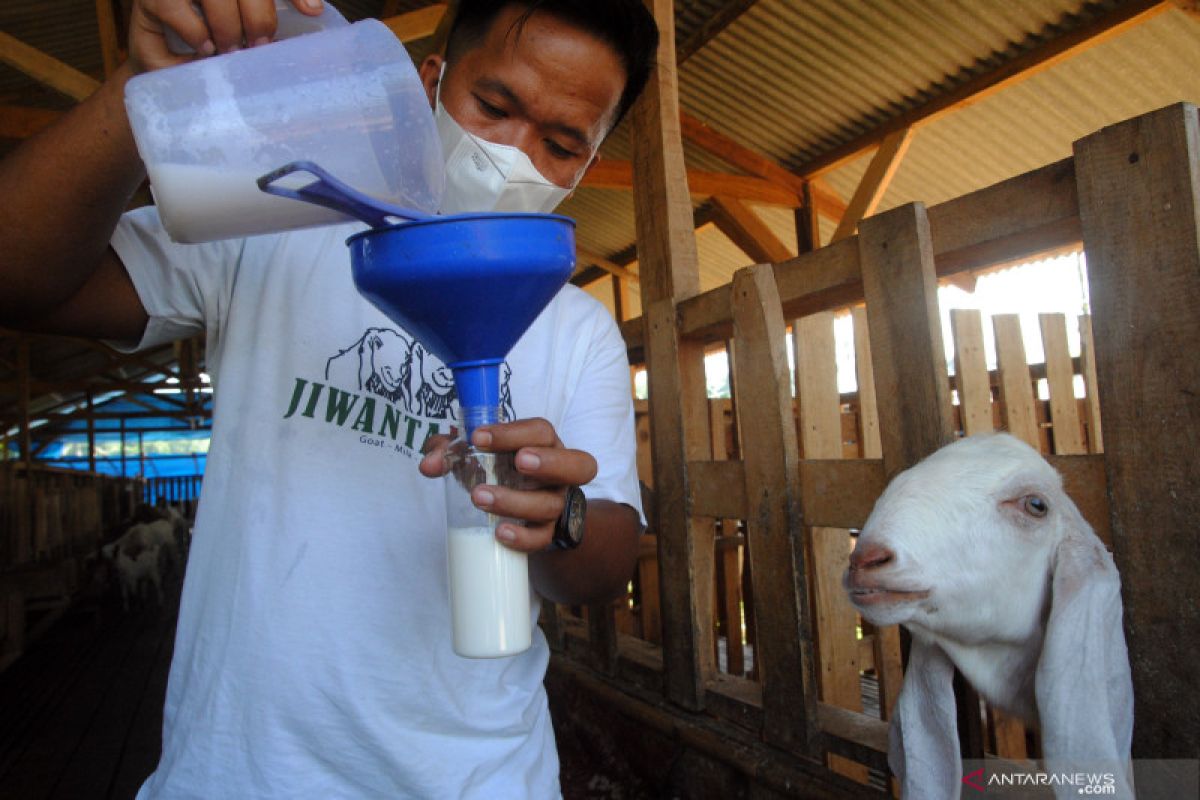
{"left": 848, "top": 586, "right": 930, "bottom": 606}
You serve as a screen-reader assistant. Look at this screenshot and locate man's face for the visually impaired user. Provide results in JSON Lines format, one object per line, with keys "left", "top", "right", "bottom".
{"left": 420, "top": 7, "right": 627, "bottom": 189}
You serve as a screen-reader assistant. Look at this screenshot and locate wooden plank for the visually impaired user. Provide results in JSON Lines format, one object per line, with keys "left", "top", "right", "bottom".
{"left": 381, "top": 3, "right": 448, "bottom": 42}
{"left": 730, "top": 264, "right": 819, "bottom": 754}
{"left": 929, "top": 158, "right": 1080, "bottom": 274}
{"left": 796, "top": 0, "right": 1172, "bottom": 179}
{"left": 850, "top": 307, "right": 882, "bottom": 459}
{"left": 831, "top": 128, "right": 914, "bottom": 243}
{"left": 1077, "top": 314, "right": 1104, "bottom": 452}
{"left": 950, "top": 309, "right": 994, "bottom": 436}
{"left": 857, "top": 204, "right": 955, "bottom": 478}
{"left": 849, "top": 305, "right": 904, "bottom": 725}
{"left": 583, "top": 158, "right": 802, "bottom": 207}
{"left": 709, "top": 396, "right": 744, "bottom": 677}
{"left": 711, "top": 196, "right": 794, "bottom": 265}
{"left": 1074, "top": 101, "right": 1200, "bottom": 760}
{"left": 1039, "top": 313, "right": 1086, "bottom": 454}
{"left": 630, "top": 0, "right": 713, "bottom": 712}
{"left": 858, "top": 203, "right": 983, "bottom": 760}
{"left": 992, "top": 315, "right": 1041, "bottom": 447}
{"left": 795, "top": 312, "right": 868, "bottom": 783}
{"left": 640, "top": 304, "right": 713, "bottom": 686}
{"left": 0, "top": 31, "right": 101, "bottom": 102}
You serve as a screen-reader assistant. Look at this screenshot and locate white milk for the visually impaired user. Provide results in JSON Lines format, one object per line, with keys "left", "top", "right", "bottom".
{"left": 146, "top": 162, "right": 353, "bottom": 243}
{"left": 447, "top": 526, "right": 532, "bottom": 658}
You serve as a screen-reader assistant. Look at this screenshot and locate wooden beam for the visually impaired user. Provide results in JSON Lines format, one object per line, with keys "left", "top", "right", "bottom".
{"left": 95, "top": 0, "right": 123, "bottom": 76}
{"left": 381, "top": 4, "right": 449, "bottom": 42}
{"left": 0, "top": 106, "right": 61, "bottom": 139}
{"left": 679, "top": 112, "right": 847, "bottom": 218}
{"left": 710, "top": 196, "right": 793, "bottom": 264}
{"left": 676, "top": 0, "right": 761, "bottom": 63}
{"left": 577, "top": 248, "right": 640, "bottom": 284}
{"left": 798, "top": 0, "right": 1172, "bottom": 179}
{"left": 583, "top": 159, "right": 803, "bottom": 206}
{"left": 830, "top": 127, "right": 913, "bottom": 243}
{"left": 0, "top": 31, "right": 101, "bottom": 102}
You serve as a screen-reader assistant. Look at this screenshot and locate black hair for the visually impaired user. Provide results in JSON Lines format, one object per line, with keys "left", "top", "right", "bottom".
{"left": 445, "top": 0, "right": 660, "bottom": 132}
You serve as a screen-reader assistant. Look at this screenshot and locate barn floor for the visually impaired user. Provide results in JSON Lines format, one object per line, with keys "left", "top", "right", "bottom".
{"left": 0, "top": 571, "right": 178, "bottom": 799}
{"left": 0, "top": 566, "right": 642, "bottom": 799}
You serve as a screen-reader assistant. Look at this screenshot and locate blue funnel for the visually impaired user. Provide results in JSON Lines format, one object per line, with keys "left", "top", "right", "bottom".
{"left": 347, "top": 214, "right": 576, "bottom": 437}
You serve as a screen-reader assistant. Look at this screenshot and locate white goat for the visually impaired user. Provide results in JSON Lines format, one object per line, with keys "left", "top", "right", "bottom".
{"left": 102, "top": 526, "right": 164, "bottom": 611}
{"left": 844, "top": 433, "right": 1133, "bottom": 799}
{"left": 131, "top": 518, "right": 181, "bottom": 577}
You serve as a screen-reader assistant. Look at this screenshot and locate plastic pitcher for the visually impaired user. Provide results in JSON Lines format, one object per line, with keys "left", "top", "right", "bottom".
{"left": 125, "top": 10, "right": 444, "bottom": 243}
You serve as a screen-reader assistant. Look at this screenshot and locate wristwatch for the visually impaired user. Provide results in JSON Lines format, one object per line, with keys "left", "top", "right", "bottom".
{"left": 550, "top": 486, "right": 587, "bottom": 550}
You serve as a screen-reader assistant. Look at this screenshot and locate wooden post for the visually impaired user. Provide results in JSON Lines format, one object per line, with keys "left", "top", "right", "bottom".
{"left": 1074, "top": 102, "right": 1200, "bottom": 759}
{"left": 731, "top": 264, "right": 818, "bottom": 755}
{"left": 1077, "top": 314, "right": 1104, "bottom": 452}
{"left": 851, "top": 306, "right": 902, "bottom": 724}
{"left": 858, "top": 204, "right": 983, "bottom": 759}
{"left": 631, "top": 0, "right": 713, "bottom": 711}
{"left": 992, "top": 314, "right": 1040, "bottom": 446}
{"left": 795, "top": 311, "right": 868, "bottom": 783}
{"left": 857, "top": 204, "right": 955, "bottom": 478}
{"left": 1039, "top": 313, "right": 1086, "bottom": 454}
{"left": 950, "top": 309, "right": 993, "bottom": 437}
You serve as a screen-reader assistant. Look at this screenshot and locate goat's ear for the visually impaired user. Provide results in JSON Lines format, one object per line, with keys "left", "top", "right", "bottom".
{"left": 890, "top": 638, "right": 961, "bottom": 800}
{"left": 1034, "top": 512, "right": 1134, "bottom": 792}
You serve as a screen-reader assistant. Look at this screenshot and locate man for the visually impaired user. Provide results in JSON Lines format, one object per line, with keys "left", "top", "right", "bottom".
{"left": 0, "top": 0, "right": 659, "bottom": 796}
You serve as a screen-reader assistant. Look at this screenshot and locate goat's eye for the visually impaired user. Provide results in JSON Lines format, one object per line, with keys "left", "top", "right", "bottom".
{"left": 1021, "top": 495, "right": 1049, "bottom": 518}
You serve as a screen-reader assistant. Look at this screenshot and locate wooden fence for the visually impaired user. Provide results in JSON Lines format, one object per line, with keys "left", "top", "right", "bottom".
{"left": 0, "top": 464, "right": 140, "bottom": 671}
{"left": 542, "top": 103, "right": 1199, "bottom": 797}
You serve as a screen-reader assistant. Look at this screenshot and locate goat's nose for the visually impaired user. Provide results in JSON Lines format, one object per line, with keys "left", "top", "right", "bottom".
{"left": 849, "top": 543, "right": 894, "bottom": 571}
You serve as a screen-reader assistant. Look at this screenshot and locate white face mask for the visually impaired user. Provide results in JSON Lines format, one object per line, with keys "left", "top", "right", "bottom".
{"left": 434, "top": 64, "right": 586, "bottom": 215}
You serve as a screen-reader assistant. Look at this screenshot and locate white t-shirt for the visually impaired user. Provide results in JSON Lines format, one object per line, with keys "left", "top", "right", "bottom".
{"left": 111, "top": 207, "right": 643, "bottom": 799}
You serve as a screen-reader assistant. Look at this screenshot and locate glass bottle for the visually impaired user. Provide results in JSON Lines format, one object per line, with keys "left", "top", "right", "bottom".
{"left": 443, "top": 405, "right": 532, "bottom": 658}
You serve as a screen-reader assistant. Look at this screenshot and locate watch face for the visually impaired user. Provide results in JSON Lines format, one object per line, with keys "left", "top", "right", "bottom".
{"left": 563, "top": 486, "right": 587, "bottom": 546}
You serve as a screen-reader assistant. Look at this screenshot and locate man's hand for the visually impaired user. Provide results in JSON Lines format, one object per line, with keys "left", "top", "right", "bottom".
{"left": 128, "top": 0, "right": 325, "bottom": 73}
{"left": 420, "top": 417, "right": 598, "bottom": 552}
{"left": 420, "top": 417, "right": 641, "bottom": 605}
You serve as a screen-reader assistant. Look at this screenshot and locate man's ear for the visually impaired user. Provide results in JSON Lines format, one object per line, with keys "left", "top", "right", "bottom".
{"left": 418, "top": 54, "right": 445, "bottom": 110}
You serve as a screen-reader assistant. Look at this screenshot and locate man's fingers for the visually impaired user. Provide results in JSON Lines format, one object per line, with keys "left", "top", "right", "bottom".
{"left": 471, "top": 484, "right": 565, "bottom": 527}
{"left": 146, "top": 0, "right": 214, "bottom": 57}
{"left": 472, "top": 417, "right": 559, "bottom": 451}
{"left": 514, "top": 446, "right": 598, "bottom": 487}
{"left": 492, "top": 521, "right": 554, "bottom": 554}
{"left": 289, "top": 0, "right": 324, "bottom": 14}
{"left": 239, "top": 0, "right": 279, "bottom": 47}
{"left": 198, "top": 0, "right": 247, "bottom": 52}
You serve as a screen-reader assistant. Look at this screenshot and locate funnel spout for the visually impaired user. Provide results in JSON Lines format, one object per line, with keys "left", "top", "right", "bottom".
{"left": 453, "top": 361, "right": 504, "bottom": 438}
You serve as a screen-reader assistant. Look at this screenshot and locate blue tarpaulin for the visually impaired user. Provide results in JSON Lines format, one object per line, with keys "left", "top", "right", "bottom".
{"left": 7, "top": 391, "right": 211, "bottom": 480}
